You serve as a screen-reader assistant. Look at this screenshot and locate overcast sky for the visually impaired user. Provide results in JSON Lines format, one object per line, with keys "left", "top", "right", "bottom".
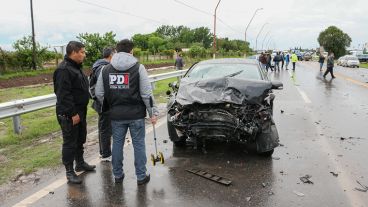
{"left": 1, "top": 0, "right": 367, "bottom": 51}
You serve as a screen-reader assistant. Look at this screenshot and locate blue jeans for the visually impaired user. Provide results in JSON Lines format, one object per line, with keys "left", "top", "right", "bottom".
{"left": 111, "top": 119, "right": 147, "bottom": 180}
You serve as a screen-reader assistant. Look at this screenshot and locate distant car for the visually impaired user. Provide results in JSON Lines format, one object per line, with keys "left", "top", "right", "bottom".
{"left": 356, "top": 54, "right": 368, "bottom": 63}
{"left": 302, "top": 52, "right": 312, "bottom": 61}
{"left": 166, "top": 58, "right": 283, "bottom": 156}
{"left": 343, "top": 55, "right": 360, "bottom": 68}
{"left": 337, "top": 56, "right": 345, "bottom": 66}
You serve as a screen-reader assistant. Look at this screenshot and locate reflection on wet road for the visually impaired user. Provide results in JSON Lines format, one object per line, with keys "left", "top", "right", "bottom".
{"left": 4, "top": 62, "right": 368, "bottom": 207}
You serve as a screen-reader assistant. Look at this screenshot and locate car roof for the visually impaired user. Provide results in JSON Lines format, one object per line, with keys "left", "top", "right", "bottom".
{"left": 196, "top": 58, "right": 258, "bottom": 65}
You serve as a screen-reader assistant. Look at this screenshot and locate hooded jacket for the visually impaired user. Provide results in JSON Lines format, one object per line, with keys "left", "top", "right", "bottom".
{"left": 91, "top": 59, "right": 110, "bottom": 113}
{"left": 95, "top": 52, "right": 159, "bottom": 119}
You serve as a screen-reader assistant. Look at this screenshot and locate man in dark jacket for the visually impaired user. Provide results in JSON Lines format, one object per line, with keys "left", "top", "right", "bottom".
{"left": 323, "top": 52, "right": 335, "bottom": 79}
{"left": 91, "top": 47, "right": 115, "bottom": 162}
{"left": 174, "top": 54, "right": 184, "bottom": 70}
{"left": 53, "top": 41, "right": 96, "bottom": 184}
{"left": 95, "top": 39, "right": 159, "bottom": 185}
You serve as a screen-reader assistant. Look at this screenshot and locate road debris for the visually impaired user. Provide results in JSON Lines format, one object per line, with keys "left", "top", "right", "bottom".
{"left": 186, "top": 169, "right": 232, "bottom": 186}
{"left": 49, "top": 191, "right": 54, "bottom": 195}
{"left": 355, "top": 180, "right": 368, "bottom": 193}
{"left": 300, "top": 175, "right": 314, "bottom": 184}
{"left": 246, "top": 197, "right": 251, "bottom": 202}
{"left": 272, "top": 157, "right": 280, "bottom": 160}
{"left": 280, "top": 110, "right": 284, "bottom": 114}
{"left": 293, "top": 190, "right": 305, "bottom": 197}
{"left": 163, "top": 140, "right": 168, "bottom": 143}
{"left": 330, "top": 172, "right": 338, "bottom": 177}
{"left": 262, "top": 182, "right": 267, "bottom": 188}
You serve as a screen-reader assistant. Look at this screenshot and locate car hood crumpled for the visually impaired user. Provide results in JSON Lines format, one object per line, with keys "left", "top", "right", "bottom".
{"left": 175, "top": 77, "right": 273, "bottom": 106}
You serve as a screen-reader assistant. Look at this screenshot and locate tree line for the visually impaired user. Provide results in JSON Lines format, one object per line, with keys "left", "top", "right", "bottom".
{"left": 0, "top": 25, "right": 251, "bottom": 72}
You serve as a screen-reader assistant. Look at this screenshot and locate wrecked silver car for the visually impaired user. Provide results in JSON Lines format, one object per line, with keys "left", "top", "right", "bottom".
{"left": 166, "top": 58, "right": 283, "bottom": 156}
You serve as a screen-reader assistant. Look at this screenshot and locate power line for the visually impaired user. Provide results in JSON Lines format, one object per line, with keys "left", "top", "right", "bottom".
{"left": 173, "top": 0, "right": 211, "bottom": 16}
{"left": 76, "top": 0, "right": 165, "bottom": 25}
{"left": 173, "top": 0, "right": 243, "bottom": 36}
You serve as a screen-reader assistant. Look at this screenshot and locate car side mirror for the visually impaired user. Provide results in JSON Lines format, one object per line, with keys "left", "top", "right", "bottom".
{"left": 271, "top": 81, "right": 283, "bottom": 90}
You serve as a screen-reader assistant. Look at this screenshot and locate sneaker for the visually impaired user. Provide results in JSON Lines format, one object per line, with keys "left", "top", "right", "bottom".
{"left": 115, "top": 174, "right": 125, "bottom": 183}
{"left": 100, "top": 156, "right": 111, "bottom": 162}
{"left": 137, "top": 174, "right": 150, "bottom": 185}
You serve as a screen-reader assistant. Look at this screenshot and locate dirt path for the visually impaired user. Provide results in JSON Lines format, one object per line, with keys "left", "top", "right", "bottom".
{"left": 0, "top": 62, "right": 174, "bottom": 89}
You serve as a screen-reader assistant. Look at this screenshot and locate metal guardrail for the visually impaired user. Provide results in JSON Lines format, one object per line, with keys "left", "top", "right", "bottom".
{"left": 0, "top": 69, "right": 188, "bottom": 134}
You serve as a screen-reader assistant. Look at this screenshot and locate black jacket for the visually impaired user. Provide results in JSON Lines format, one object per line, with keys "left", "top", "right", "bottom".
{"left": 91, "top": 59, "right": 110, "bottom": 113}
{"left": 53, "top": 56, "right": 89, "bottom": 117}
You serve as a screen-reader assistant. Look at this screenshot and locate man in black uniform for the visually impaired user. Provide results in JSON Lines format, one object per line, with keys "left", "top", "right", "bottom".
{"left": 53, "top": 41, "right": 96, "bottom": 184}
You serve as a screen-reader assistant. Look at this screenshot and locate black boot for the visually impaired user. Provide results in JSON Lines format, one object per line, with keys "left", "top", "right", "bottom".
{"left": 75, "top": 161, "right": 96, "bottom": 172}
{"left": 65, "top": 164, "right": 82, "bottom": 184}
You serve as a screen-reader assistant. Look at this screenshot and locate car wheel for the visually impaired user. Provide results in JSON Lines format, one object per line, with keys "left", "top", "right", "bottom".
{"left": 258, "top": 149, "right": 274, "bottom": 157}
{"left": 173, "top": 139, "right": 186, "bottom": 147}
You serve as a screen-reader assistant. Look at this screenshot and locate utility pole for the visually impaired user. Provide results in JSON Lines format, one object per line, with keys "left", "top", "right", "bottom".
{"left": 213, "top": 0, "right": 221, "bottom": 59}
{"left": 30, "top": 0, "right": 37, "bottom": 70}
{"left": 255, "top": 22, "right": 268, "bottom": 53}
{"left": 261, "top": 31, "right": 271, "bottom": 51}
{"left": 244, "top": 8, "right": 263, "bottom": 57}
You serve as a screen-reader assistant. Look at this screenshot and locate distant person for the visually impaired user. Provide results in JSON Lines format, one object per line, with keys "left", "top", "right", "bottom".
{"left": 174, "top": 54, "right": 184, "bottom": 70}
{"left": 291, "top": 52, "right": 298, "bottom": 70}
{"left": 259, "top": 52, "right": 268, "bottom": 69}
{"left": 318, "top": 53, "right": 326, "bottom": 71}
{"left": 323, "top": 52, "right": 335, "bottom": 79}
{"left": 266, "top": 53, "right": 273, "bottom": 71}
{"left": 95, "top": 39, "right": 159, "bottom": 185}
{"left": 273, "top": 52, "right": 282, "bottom": 71}
{"left": 285, "top": 52, "right": 290, "bottom": 70}
{"left": 90, "top": 47, "right": 115, "bottom": 162}
{"left": 53, "top": 41, "right": 96, "bottom": 184}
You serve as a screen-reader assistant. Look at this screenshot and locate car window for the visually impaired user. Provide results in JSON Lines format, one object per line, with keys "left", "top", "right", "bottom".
{"left": 186, "top": 63, "right": 262, "bottom": 80}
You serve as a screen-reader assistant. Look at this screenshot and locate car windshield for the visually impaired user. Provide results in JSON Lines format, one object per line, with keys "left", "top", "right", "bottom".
{"left": 186, "top": 63, "right": 262, "bottom": 80}
{"left": 347, "top": 57, "right": 358, "bottom": 60}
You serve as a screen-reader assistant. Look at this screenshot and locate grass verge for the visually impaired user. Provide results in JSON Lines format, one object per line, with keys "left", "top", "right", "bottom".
{"left": 0, "top": 70, "right": 175, "bottom": 184}
{"left": 360, "top": 63, "right": 368, "bottom": 69}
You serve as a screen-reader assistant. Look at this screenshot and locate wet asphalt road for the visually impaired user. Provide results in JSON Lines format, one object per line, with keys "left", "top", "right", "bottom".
{"left": 4, "top": 62, "right": 368, "bottom": 207}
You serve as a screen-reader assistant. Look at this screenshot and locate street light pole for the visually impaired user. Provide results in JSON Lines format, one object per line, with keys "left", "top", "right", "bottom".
{"left": 30, "top": 0, "right": 37, "bottom": 70}
{"left": 255, "top": 22, "right": 268, "bottom": 53}
{"left": 213, "top": 0, "right": 221, "bottom": 59}
{"left": 261, "top": 31, "right": 271, "bottom": 51}
{"left": 244, "top": 8, "right": 263, "bottom": 57}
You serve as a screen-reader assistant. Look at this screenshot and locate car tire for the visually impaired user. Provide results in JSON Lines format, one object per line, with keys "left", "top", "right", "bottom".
{"left": 258, "top": 149, "right": 274, "bottom": 157}
{"left": 173, "top": 138, "right": 186, "bottom": 147}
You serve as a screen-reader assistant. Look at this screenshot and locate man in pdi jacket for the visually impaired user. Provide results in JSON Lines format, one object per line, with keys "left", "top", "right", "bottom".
{"left": 95, "top": 39, "right": 159, "bottom": 185}
{"left": 53, "top": 41, "right": 96, "bottom": 184}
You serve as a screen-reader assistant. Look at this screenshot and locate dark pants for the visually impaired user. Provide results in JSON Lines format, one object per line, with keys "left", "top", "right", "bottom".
{"left": 57, "top": 109, "right": 87, "bottom": 166}
{"left": 292, "top": 62, "right": 296, "bottom": 70}
{"left": 98, "top": 112, "right": 112, "bottom": 158}
{"left": 281, "top": 60, "right": 284, "bottom": 69}
{"left": 324, "top": 66, "right": 335, "bottom": 78}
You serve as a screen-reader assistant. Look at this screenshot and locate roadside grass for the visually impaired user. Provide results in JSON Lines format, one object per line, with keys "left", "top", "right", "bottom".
{"left": 0, "top": 67, "right": 177, "bottom": 185}
{"left": 0, "top": 105, "right": 98, "bottom": 185}
{"left": 0, "top": 84, "right": 53, "bottom": 103}
{"left": 360, "top": 63, "right": 368, "bottom": 69}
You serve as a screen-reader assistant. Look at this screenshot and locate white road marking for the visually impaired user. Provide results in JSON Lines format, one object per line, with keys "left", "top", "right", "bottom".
{"left": 287, "top": 70, "right": 312, "bottom": 104}
{"left": 12, "top": 117, "right": 167, "bottom": 207}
